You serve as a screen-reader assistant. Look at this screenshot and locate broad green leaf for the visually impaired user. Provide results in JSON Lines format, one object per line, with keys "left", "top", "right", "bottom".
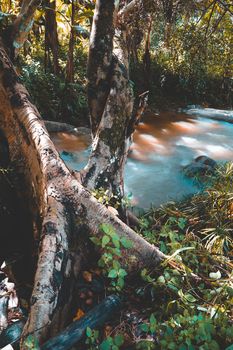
{"left": 118, "top": 268, "right": 127, "bottom": 278}
{"left": 120, "top": 237, "right": 133, "bottom": 248}
{"left": 108, "top": 269, "right": 118, "bottom": 278}
{"left": 100, "top": 338, "right": 113, "bottom": 350}
{"left": 100, "top": 223, "right": 113, "bottom": 235}
{"left": 102, "top": 235, "right": 110, "bottom": 247}
{"left": 114, "top": 334, "right": 124, "bottom": 346}
{"left": 86, "top": 327, "right": 92, "bottom": 337}
{"left": 140, "top": 323, "right": 149, "bottom": 332}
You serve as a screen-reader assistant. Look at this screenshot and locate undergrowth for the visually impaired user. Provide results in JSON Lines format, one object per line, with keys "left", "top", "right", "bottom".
{"left": 87, "top": 163, "right": 233, "bottom": 349}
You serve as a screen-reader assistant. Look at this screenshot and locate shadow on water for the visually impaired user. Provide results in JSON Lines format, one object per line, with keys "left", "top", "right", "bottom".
{"left": 51, "top": 110, "right": 233, "bottom": 209}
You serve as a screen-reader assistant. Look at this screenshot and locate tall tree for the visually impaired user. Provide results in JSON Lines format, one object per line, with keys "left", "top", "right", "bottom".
{"left": 44, "top": 0, "right": 60, "bottom": 75}
{"left": 65, "top": 0, "right": 75, "bottom": 82}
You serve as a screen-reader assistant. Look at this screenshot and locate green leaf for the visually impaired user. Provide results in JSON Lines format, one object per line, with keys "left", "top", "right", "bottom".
{"left": 112, "top": 237, "right": 120, "bottom": 248}
{"left": 102, "top": 235, "right": 110, "bottom": 247}
{"left": 140, "top": 323, "right": 149, "bottom": 332}
{"left": 120, "top": 237, "right": 133, "bottom": 248}
{"left": 100, "top": 338, "right": 113, "bottom": 350}
{"left": 184, "top": 293, "right": 197, "bottom": 303}
{"left": 114, "top": 334, "right": 124, "bottom": 346}
{"left": 108, "top": 269, "right": 118, "bottom": 278}
{"left": 149, "top": 313, "right": 156, "bottom": 326}
{"left": 90, "top": 237, "right": 100, "bottom": 245}
{"left": 117, "top": 277, "right": 125, "bottom": 288}
{"left": 118, "top": 268, "right": 127, "bottom": 278}
{"left": 157, "top": 275, "right": 166, "bottom": 284}
{"left": 113, "top": 260, "right": 121, "bottom": 270}
{"left": 86, "top": 327, "right": 92, "bottom": 337}
{"left": 178, "top": 218, "right": 187, "bottom": 230}
{"left": 101, "top": 223, "right": 113, "bottom": 235}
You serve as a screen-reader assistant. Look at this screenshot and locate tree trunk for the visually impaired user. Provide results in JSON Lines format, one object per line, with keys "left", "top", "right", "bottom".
{"left": 0, "top": 0, "right": 167, "bottom": 347}
{"left": 65, "top": 0, "right": 75, "bottom": 83}
{"left": 41, "top": 295, "right": 121, "bottom": 350}
{"left": 83, "top": 0, "right": 142, "bottom": 206}
{"left": 44, "top": 0, "right": 60, "bottom": 75}
{"left": 0, "top": 39, "right": 165, "bottom": 347}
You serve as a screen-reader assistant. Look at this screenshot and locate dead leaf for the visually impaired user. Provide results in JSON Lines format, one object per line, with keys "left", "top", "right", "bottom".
{"left": 73, "top": 308, "right": 85, "bottom": 321}
{"left": 82, "top": 271, "right": 92, "bottom": 282}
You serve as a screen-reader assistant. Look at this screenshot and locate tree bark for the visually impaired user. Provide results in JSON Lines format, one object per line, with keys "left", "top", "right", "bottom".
{"left": 65, "top": 0, "right": 75, "bottom": 83}
{"left": 87, "top": 0, "right": 116, "bottom": 135}
{"left": 44, "top": 0, "right": 60, "bottom": 75}
{"left": 84, "top": 0, "right": 143, "bottom": 205}
{"left": 0, "top": 0, "right": 167, "bottom": 347}
{"left": 0, "top": 40, "right": 165, "bottom": 347}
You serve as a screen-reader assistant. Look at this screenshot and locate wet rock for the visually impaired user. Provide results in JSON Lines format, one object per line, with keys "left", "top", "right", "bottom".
{"left": 183, "top": 155, "right": 217, "bottom": 177}
{"left": 44, "top": 120, "right": 90, "bottom": 136}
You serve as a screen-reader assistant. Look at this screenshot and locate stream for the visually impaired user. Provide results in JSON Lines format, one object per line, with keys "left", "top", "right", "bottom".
{"left": 51, "top": 108, "right": 233, "bottom": 209}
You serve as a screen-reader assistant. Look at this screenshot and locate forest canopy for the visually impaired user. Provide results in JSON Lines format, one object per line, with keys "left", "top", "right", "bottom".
{"left": 0, "top": 0, "right": 232, "bottom": 123}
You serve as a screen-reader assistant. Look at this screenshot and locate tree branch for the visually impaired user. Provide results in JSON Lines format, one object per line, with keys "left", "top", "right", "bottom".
{"left": 10, "top": 0, "right": 41, "bottom": 57}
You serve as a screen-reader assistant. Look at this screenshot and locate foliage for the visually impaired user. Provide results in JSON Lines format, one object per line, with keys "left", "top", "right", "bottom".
{"left": 86, "top": 165, "right": 233, "bottom": 349}
{"left": 86, "top": 327, "right": 124, "bottom": 350}
{"left": 24, "top": 335, "right": 40, "bottom": 350}
{"left": 92, "top": 188, "right": 133, "bottom": 210}
{"left": 100, "top": 334, "right": 124, "bottom": 350}
{"left": 86, "top": 327, "right": 100, "bottom": 349}
{"left": 20, "top": 48, "right": 88, "bottom": 125}
{"left": 131, "top": 0, "right": 232, "bottom": 108}
{"left": 134, "top": 163, "right": 233, "bottom": 349}
{"left": 90, "top": 223, "right": 132, "bottom": 291}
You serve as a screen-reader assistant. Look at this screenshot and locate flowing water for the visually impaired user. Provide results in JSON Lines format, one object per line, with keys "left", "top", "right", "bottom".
{"left": 51, "top": 109, "right": 233, "bottom": 209}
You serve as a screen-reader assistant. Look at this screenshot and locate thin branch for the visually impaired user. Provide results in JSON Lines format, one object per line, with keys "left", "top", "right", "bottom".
{"left": 118, "top": 0, "right": 139, "bottom": 18}
{"left": 217, "top": 0, "right": 233, "bottom": 15}
{"left": 205, "top": 0, "right": 216, "bottom": 38}
{"left": 207, "top": 9, "right": 227, "bottom": 37}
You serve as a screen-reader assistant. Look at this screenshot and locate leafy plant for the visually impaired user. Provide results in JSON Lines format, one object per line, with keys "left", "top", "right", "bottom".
{"left": 90, "top": 223, "right": 132, "bottom": 291}
{"left": 100, "top": 334, "right": 124, "bottom": 350}
{"left": 85, "top": 327, "right": 100, "bottom": 349}
{"left": 92, "top": 188, "right": 132, "bottom": 210}
{"left": 24, "top": 335, "right": 40, "bottom": 350}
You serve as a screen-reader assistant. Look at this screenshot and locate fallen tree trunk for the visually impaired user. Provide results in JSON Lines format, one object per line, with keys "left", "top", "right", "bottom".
{"left": 41, "top": 295, "right": 121, "bottom": 350}
{"left": 0, "top": 41, "right": 165, "bottom": 347}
